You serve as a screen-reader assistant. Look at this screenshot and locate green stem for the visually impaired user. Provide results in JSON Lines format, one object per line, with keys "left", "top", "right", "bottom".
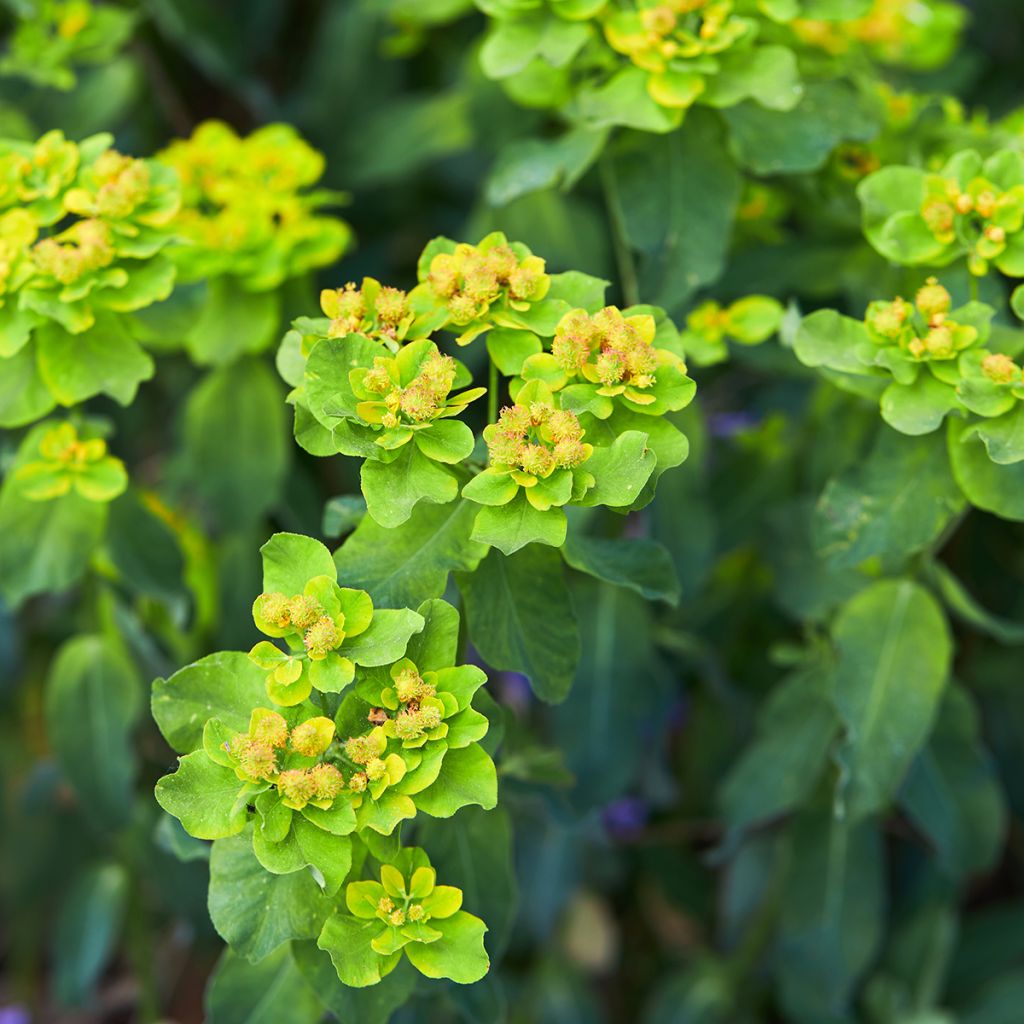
{"left": 127, "top": 883, "right": 160, "bottom": 1024}
{"left": 488, "top": 356, "right": 499, "bottom": 424}
{"left": 969, "top": 272, "right": 980, "bottom": 302}
{"left": 599, "top": 152, "right": 640, "bottom": 308}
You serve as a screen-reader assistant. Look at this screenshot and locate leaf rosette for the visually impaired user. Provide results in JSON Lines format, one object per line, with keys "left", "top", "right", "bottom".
{"left": 318, "top": 848, "right": 489, "bottom": 987}
{"left": 246, "top": 533, "right": 424, "bottom": 705}
{"left": 409, "top": 231, "right": 558, "bottom": 346}
{"left": 795, "top": 278, "right": 1000, "bottom": 437}
{"left": 860, "top": 149, "right": 1024, "bottom": 275}
{"left": 12, "top": 420, "right": 126, "bottom": 502}
{"left": 519, "top": 304, "right": 696, "bottom": 416}
{"left": 157, "top": 121, "right": 351, "bottom": 290}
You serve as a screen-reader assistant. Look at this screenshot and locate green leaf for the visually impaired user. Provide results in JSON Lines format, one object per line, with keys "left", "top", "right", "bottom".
{"left": 209, "top": 830, "right": 333, "bottom": 963}
{"left": 45, "top": 635, "right": 141, "bottom": 828}
{"left": 574, "top": 66, "right": 684, "bottom": 134}
{"left": 814, "top": 428, "right": 965, "bottom": 570}
{"left": 701, "top": 45, "right": 802, "bottom": 112}
{"left": 724, "top": 81, "right": 881, "bottom": 175}
{"left": 881, "top": 375, "right": 961, "bottom": 436}
{"left": 155, "top": 751, "right": 248, "bottom": 840}
{"left": 292, "top": 818, "right": 353, "bottom": 895}
{"left": 292, "top": 943, "right": 416, "bottom": 1024}
{"left": 0, "top": 339, "right": 55, "bottom": 427}
{"left": 361, "top": 442, "right": 459, "bottom": 528}
{"left": 777, "top": 810, "right": 884, "bottom": 1020}
{"left": 334, "top": 498, "right": 488, "bottom": 609}
{"left": 575, "top": 431, "right": 657, "bottom": 508}
{"left": 486, "top": 327, "right": 542, "bottom": 375}
{"left": 304, "top": 334, "right": 386, "bottom": 429}
{"left": 552, "top": 580, "right": 669, "bottom": 809}
{"left": 405, "top": 598, "right": 461, "bottom": 670}
{"left": 561, "top": 528, "right": 680, "bottom": 605}
{"left": 485, "top": 128, "right": 608, "bottom": 207}
{"left": 205, "top": 946, "right": 324, "bottom": 1024}
{"left": 152, "top": 652, "right": 273, "bottom": 754}
{"left": 457, "top": 546, "right": 579, "bottom": 702}
{"left": 612, "top": 110, "right": 740, "bottom": 308}
{"left": 414, "top": 419, "right": 476, "bottom": 464}
{"left": 184, "top": 358, "right": 290, "bottom": 528}
{"left": 968, "top": 404, "right": 1024, "bottom": 465}
{"left": 419, "top": 807, "right": 519, "bottom": 958}
{"left": 470, "top": 493, "right": 567, "bottom": 554}
{"left": 404, "top": 911, "right": 490, "bottom": 984}
{"left": 317, "top": 914, "right": 398, "bottom": 987}
{"left": 924, "top": 559, "right": 1024, "bottom": 645}
{"left": 719, "top": 668, "right": 838, "bottom": 837}
{"left": 415, "top": 744, "right": 498, "bottom": 818}
{"left": 0, "top": 487, "right": 105, "bottom": 606}
{"left": 858, "top": 166, "right": 944, "bottom": 265}
{"left": 36, "top": 316, "right": 154, "bottom": 406}
{"left": 53, "top": 863, "right": 128, "bottom": 1008}
{"left": 260, "top": 532, "right": 336, "bottom": 596}
{"left": 341, "top": 608, "right": 424, "bottom": 666}
{"left": 832, "top": 580, "right": 952, "bottom": 819}
{"left": 948, "top": 418, "right": 1024, "bottom": 521}
{"left": 480, "top": 14, "right": 590, "bottom": 78}
{"left": 186, "top": 277, "right": 282, "bottom": 366}
{"left": 106, "top": 488, "right": 186, "bottom": 604}
{"left": 794, "top": 310, "right": 874, "bottom": 375}
{"left": 900, "top": 686, "right": 1006, "bottom": 879}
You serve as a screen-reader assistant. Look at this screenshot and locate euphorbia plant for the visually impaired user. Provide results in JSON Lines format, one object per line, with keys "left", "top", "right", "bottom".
{"left": 152, "top": 231, "right": 699, "bottom": 996}
{"left": 10, "top": 2, "right": 1024, "bottom": 1022}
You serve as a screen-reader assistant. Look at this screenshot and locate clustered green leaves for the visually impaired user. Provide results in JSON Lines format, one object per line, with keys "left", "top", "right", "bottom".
{"left": 795, "top": 143, "right": 1024, "bottom": 506}
{"left": 287, "top": 231, "right": 697, "bottom": 553}
{"left": 0, "top": 129, "right": 178, "bottom": 426}
{"left": 0, "top": 0, "right": 136, "bottom": 90}
{"left": 154, "top": 533, "right": 496, "bottom": 988}
{"left": 470, "top": 0, "right": 961, "bottom": 134}
{"left": 12, "top": 0, "right": 1024, "bottom": 1019}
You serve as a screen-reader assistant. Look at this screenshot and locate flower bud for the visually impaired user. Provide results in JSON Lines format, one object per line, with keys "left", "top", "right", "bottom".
{"left": 234, "top": 737, "right": 278, "bottom": 780}
{"left": 915, "top": 277, "right": 951, "bottom": 320}
{"left": 394, "top": 667, "right": 429, "bottom": 703}
{"left": 924, "top": 325, "right": 955, "bottom": 358}
{"left": 348, "top": 771, "right": 368, "bottom": 793}
{"left": 375, "top": 286, "right": 408, "bottom": 325}
{"left": 448, "top": 292, "right": 481, "bottom": 325}
{"left": 288, "top": 594, "right": 323, "bottom": 630}
{"left": 365, "top": 757, "right": 388, "bottom": 782}
{"left": 982, "top": 353, "right": 1020, "bottom": 384}
{"left": 278, "top": 768, "right": 317, "bottom": 807}
{"left": 345, "top": 735, "right": 375, "bottom": 764}
{"left": 428, "top": 254, "right": 459, "bottom": 297}
{"left": 407, "top": 904, "right": 426, "bottom": 922}
{"left": 520, "top": 444, "right": 556, "bottom": 478}
{"left": 308, "top": 762, "right": 345, "bottom": 800}
{"left": 485, "top": 245, "right": 518, "bottom": 282}
{"left": 304, "top": 616, "right": 340, "bottom": 659}
{"left": 290, "top": 716, "right": 335, "bottom": 757}
{"left": 250, "top": 709, "right": 289, "bottom": 749}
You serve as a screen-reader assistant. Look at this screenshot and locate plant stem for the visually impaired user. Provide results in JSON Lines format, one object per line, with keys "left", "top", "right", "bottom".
{"left": 488, "top": 356, "right": 499, "bottom": 424}
{"left": 969, "top": 272, "right": 979, "bottom": 302}
{"left": 599, "top": 152, "right": 640, "bottom": 308}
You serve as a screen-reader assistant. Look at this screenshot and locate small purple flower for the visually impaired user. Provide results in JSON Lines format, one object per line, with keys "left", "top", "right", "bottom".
{"left": 708, "top": 411, "right": 760, "bottom": 438}
{"left": 602, "top": 797, "right": 649, "bottom": 840}
{"left": 497, "top": 671, "right": 532, "bottom": 713}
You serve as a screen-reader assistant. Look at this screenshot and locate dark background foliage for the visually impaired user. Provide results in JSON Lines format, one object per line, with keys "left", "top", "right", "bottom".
{"left": 4, "top": 1, "right": 1024, "bottom": 1022}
